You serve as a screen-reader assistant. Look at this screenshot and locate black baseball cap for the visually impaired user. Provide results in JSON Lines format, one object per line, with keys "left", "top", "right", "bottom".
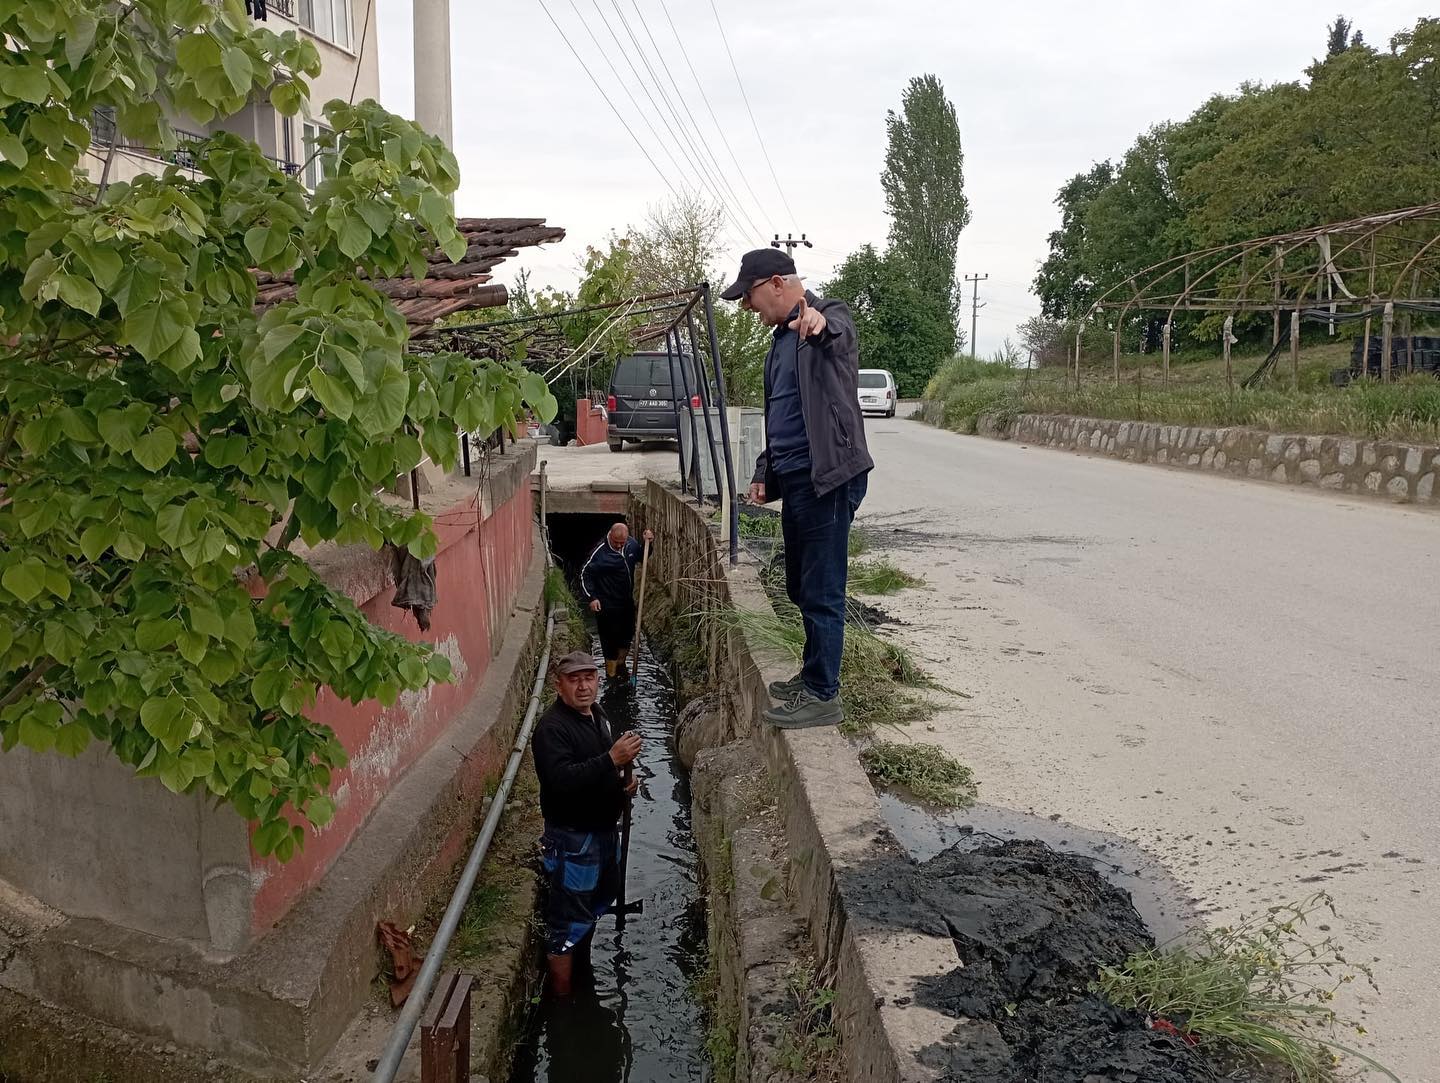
{"left": 720, "top": 248, "right": 797, "bottom": 301}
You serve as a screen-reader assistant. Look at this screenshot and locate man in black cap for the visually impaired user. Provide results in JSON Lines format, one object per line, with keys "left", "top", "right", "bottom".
{"left": 721, "top": 250, "right": 873, "bottom": 728}
{"left": 532, "top": 650, "right": 642, "bottom": 996}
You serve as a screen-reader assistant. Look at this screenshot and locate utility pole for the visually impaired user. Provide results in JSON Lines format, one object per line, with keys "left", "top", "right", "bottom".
{"left": 770, "top": 233, "right": 814, "bottom": 257}
{"left": 963, "top": 273, "right": 988, "bottom": 359}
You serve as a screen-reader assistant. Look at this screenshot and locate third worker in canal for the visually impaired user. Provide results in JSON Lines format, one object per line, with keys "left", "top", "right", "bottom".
{"left": 579, "top": 521, "right": 655, "bottom": 680}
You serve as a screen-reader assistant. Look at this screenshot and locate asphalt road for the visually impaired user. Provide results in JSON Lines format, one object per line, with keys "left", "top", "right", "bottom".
{"left": 856, "top": 416, "right": 1439, "bottom": 1080}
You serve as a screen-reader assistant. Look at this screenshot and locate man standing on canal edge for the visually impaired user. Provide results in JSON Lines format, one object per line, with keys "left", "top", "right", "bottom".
{"left": 580, "top": 521, "right": 654, "bottom": 680}
{"left": 722, "top": 249, "right": 873, "bottom": 729}
{"left": 532, "top": 650, "right": 642, "bottom": 996}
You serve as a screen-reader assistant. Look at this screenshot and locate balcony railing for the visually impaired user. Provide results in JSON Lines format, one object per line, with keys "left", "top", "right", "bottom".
{"left": 90, "top": 109, "right": 300, "bottom": 177}
{"left": 268, "top": 0, "right": 297, "bottom": 19}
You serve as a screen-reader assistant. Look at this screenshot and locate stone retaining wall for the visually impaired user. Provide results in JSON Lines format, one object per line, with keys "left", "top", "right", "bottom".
{"left": 994, "top": 413, "right": 1440, "bottom": 505}
{"left": 633, "top": 482, "right": 959, "bottom": 1083}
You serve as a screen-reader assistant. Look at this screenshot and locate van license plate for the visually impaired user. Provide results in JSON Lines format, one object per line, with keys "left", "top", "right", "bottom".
{"left": 640, "top": 399, "right": 670, "bottom": 408}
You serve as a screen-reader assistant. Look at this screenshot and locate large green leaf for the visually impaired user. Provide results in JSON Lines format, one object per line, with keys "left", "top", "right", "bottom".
{"left": 133, "top": 429, "right": 178, "bottom": 472}
{"left": 309, "top": 368, "right": 355, "bottom": 420}
{"left": 0, "top": 65, "right": 51, "bottom": 105}
{"left": 2, "top": 560, "right": 47, "bottom": 604}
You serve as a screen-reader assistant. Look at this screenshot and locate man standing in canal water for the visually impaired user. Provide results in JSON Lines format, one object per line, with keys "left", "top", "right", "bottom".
{"left": 532, "top": 650, "right": 641, "bottom": 996}
{"left": 722, "top": 249, "right": 873, "bottom": 728}
{"left": 579, "top": 521, "right": 654, "bottom": 680}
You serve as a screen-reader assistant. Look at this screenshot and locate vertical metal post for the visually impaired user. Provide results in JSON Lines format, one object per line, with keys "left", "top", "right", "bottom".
{"left": 1112, "top": 328, "right": 1120, "bottom": 386}
{"left": 1290, "top": 309, "right": 1301, "bottom": 390}
{"left": 1380, "top": 301, "right": 1394, "bottom": 384}
{"left": 670, "top": 326, "right": 705, "bottom": 503}
{"left": 1361, "top": 236, "right": 1377, "bottom": 378}
{"left": 1408, "top": 269, "right": 1420, "bottom": 374}
{"left": 1223, "top": 314, "right": 1234, "bottom": 396}
{"left": 700, "top": 283, "right": 740, "bottom": 566}
{"left": 1272, "top": 245, "right": 1283, "bottom": 348}
{"left": 1162, "top": 321, "right": 1171, "bottom": 389}
{"left": 461, "top": 429, "right": 471, "bottom": 477}
{"left": 1073, "top": 328, "right": 1082, "bottom": 392}
{"left": 684, "top": 307, "right": 723, "bottom": 507}
{"left": 665, "top": 335, "right": 687, "bottom": 494}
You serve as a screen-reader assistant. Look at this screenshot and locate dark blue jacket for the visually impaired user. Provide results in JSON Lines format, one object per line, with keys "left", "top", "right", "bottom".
{"left": 752, "top": 292, "right": 874, "bottom": 498}
{"left": 579, "top": 536, "right": 643, "bottom": 609}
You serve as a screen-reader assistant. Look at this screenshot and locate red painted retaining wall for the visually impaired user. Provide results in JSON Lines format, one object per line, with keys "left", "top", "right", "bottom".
{"left": 250, "top": 458, "right": 535, "bottom": 932}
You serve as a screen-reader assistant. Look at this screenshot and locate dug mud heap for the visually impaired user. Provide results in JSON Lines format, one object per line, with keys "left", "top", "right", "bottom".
{"left": 579, "top": 521, "right": 654, "bottom": 679}
{"left": 530, "top": 650, "right": 641, "bottom": 997}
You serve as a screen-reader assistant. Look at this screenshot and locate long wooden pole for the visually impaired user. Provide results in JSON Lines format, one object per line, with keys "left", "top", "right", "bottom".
{"left": 630, "top": 537, "right": 651, "bottom": 684}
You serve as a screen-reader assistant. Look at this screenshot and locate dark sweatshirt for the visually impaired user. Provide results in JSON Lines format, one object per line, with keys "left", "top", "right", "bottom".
{"left": 531, "top": 700, "right": 625, "bottom": 832}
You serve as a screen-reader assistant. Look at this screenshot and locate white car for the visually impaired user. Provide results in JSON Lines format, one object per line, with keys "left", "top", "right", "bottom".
{"left": 857, "top": 369, "right": 898, "bottom": 417}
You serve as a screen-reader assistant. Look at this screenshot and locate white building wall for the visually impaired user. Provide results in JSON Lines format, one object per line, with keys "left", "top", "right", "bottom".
{"left": 83, "top": 0, "right": 382, "bottom": 189}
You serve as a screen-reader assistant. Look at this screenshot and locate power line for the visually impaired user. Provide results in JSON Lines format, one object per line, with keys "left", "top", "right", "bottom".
{"left": 564, "top": 2, "right": 707, "bottom": 208}
{"left": 577, "top": 1, "right": 747, "bottom": 249}
{"left": 708, "top": 0, "right": 797, "bottom": 225}
{"left": 626, "top": 0, "right": 767, "bottom": 240}
{"left": 656, "top": 0, "right": 778, "bottom": 235}
{"left": 534, "top": 0, "right": 688, "bottom": 213}
{"left": 598, "top": 0, "right": 759, "bottom": 243}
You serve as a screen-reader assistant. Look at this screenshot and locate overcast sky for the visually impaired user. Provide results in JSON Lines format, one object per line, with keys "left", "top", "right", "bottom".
{"left": 375, "top": 0, "right": 1430, "bottom": 357}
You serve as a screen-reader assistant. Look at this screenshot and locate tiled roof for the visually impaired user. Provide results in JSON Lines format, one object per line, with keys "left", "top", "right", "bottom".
{"left": 252, "top": 217, "right": 565, "bottom": 331}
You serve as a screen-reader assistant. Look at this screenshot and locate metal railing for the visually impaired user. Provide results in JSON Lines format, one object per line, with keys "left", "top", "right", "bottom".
{"left": 89, "top": 109, "right": 300, "bottom": 177}
{"left": 268, "top": 0, "right": 297, "bottom": 18}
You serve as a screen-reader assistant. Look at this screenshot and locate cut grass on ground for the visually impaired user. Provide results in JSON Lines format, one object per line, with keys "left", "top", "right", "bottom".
{"left": 923, "top": 347, "right": 1440, "bottom": 444}
{"left": 713, "top": 601, "right": 977, "bottom": 806}
{"left": 848, "top": 557, "right": 922, "bottom": 595}
{"left": 858, "top": 741, "right": 977, "bottom": 809}
{"left": 1096, "top": 892, "right": 1397, "bottom": 1083}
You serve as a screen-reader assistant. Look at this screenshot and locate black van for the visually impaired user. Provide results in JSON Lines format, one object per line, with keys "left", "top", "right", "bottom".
{"left": 605, "top": 351, "right": 704, "bottom": 452}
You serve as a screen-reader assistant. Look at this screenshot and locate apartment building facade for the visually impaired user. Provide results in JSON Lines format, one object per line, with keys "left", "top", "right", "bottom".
{"left": 88, "top": 0, "right": 380, "bottom": 188}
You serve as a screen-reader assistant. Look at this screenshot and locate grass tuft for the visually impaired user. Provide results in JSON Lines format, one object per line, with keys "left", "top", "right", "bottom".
{"left": 715, "top": 605, "right": 938, "bottom": 736}
{"left": 773, "top": 961, "right": 842, "bottom": 1082}
{"left": 738, "top": 511, "right": 781, "bottom": 539}
{"left": 858, "top": 741, "right": 977, "bottom": 808}
{"left": 848, "top": 557, "right": 922, "bottom": 595}
{"left": 1096, "top": 892, "right": 1397, "bottom": 1083}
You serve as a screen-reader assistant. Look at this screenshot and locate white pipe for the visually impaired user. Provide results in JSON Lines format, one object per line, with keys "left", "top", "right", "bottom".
{"left": 373, "top": 469, "right": 555, "bottom": 1081}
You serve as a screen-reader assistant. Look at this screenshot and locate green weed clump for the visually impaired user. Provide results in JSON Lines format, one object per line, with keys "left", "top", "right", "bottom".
{"left": 717, "top": 605, "right": 936, "bottom": 736}
{"left": 848, "top": 557, "right": 922, "bottom": 595}
{"left": 858, "top": 741, "right": 977, "bottom": 808}
{"left": 774, "top": 962, "right": 842, "bottom": 1082}
{"left": 1096, "top": 893, "right": 1396, "bottom": 1083}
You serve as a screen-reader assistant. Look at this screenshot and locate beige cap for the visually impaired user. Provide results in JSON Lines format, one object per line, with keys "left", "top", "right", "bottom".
{"left": 553, "top": 650, "right": 600, "bottom": 675}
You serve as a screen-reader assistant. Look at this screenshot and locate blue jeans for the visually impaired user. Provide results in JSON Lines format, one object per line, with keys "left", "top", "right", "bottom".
{"left": 779, "top": 470, "right": 868, "bottom": 700}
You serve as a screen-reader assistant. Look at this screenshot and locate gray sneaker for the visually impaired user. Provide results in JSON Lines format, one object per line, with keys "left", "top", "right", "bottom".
{"left": 763, "top": 690, "right": 844, "bottom": 729}
{"left": 767, "top": 672, "right": 805, "bottom": 699}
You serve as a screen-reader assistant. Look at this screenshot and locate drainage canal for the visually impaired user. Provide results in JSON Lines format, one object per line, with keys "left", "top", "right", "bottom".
{"left": 510, "top": 514, "right": 708, "bottom": 1083}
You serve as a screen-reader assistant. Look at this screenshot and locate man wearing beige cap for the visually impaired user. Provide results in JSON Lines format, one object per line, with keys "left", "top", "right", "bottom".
{"left": 531, "top": 650, "right": 642, "bottom": 996}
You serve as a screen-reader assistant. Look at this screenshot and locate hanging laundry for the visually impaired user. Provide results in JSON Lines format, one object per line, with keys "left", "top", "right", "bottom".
{"left": 387, "top": 543, "right": 437, "bottom": 632}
